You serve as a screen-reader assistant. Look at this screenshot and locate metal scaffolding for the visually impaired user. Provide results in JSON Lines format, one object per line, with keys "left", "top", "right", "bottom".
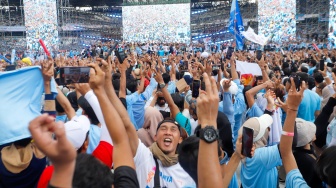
{"left": 296, "top": 0, "right": 329, "bottom": 42}
{"left": 0, "top": 0, "right": 25, "bottom": 51}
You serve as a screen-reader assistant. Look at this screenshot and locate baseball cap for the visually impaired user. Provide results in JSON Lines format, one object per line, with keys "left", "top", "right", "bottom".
{"left": 201, "top": 52, "right": 209, "bottom": 58}
{"left": 242, "top": 114, "right": 273, "bottom": 142}
{"left": 295, "top": 118, "right": 316, "bottom": 147}
{"left": 64, "top": 115, "right": 90, "bottom": 150}
{"left": 134, "top": 68, "right": 141, "bottom": 79}
{"left": 220, "top": 78, "right": 238, "bottom": 95}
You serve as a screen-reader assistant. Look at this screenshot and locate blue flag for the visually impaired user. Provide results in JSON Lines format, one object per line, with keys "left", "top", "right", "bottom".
{"left": 228, "top": 0, "right": 245, "bottom": 50}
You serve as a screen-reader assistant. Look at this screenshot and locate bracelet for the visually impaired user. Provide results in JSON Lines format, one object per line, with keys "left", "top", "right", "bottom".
{"left": 287, "top": 108, "right": 298, "bottom": 111}
{"left": 282, "top": 131, "right": 294, "bottom": 136}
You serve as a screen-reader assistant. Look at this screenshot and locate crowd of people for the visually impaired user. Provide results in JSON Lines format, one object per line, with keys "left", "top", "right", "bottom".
{"left": 123, "top": 3, "right": 190, "bottom": 43}
{"left": 1, "top": 39, "right": 336, "bottom": 188}
{"left": 258, "top": 0, "right": 296, "bottom": 42}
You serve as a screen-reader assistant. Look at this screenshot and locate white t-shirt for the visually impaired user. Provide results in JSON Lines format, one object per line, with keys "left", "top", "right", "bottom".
{"left": 134, "top": 140, "right": 196, "bottom": 188}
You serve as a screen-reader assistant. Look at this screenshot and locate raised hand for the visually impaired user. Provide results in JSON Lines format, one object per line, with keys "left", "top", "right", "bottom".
{"left": 29, "top": 114, "right": 76, "bottom": 166}
{"left": 41, "top": 59, "right": 54, "bottom": 82}
{"left": 197, "top": 73, "right": 219, "bottom": 127}
{"left": 88, "top": 63, "right": 105, "bottom": 91}
{"left": 286, "top": 77, "right": 306, "bottom": 111}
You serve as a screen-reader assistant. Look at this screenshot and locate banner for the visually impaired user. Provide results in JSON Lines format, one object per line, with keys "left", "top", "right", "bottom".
{"left": 241, "top": 27, "right": 269, "bottom": 46}
{"left": 236, "top": 60, "right": 262, "bottom": 76}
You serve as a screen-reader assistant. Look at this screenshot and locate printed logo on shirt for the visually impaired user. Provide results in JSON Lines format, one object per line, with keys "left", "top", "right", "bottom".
{"left": 160, "top": 172, "right": 173, "bottom": 183}
{"left": 146, "top": 166, "right": 156, "bottom": 183}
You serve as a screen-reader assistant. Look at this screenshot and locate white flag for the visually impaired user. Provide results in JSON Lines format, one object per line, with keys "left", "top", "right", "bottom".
{"left": 241, "top": 27, "right": 269, "bottom": 46}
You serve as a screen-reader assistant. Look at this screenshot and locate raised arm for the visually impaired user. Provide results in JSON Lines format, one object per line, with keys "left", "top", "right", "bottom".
{"left": 280, "top": 78, "right": 306, "bottom": 174}
{"left": 197, "top": 73, "right": 223, "bottom": 188}
{"left": 56, "top": 87, "right": 76, "bottom": 120}
{"left": 118, "top": 57, "right": 127, "bottom": 98}
{"left": 29, "top": 114, "right": 76, "bottom": 188}
{"left": 154, "top": 69, "right": 179, "bottom": 118}
{"left": 245, "top": 80, "right": 273, "bottom": 108}
{"left": 98, "top": 58, "right": 139, "bottom": 156}
{"left": 89, "top": 63, "right": 135, "bottom": 169}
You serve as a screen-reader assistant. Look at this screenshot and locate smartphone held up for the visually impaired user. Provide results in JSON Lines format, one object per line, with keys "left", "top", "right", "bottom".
{"left": 59, "top": 67, "right": 91, "bottom": 85}
{"left": 242, "top": 127, "right": 254, "bottom": 158}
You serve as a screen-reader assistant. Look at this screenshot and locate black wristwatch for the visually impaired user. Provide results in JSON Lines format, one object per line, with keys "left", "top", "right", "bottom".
{"left": 196, "top": 125, "right": 219, "bottom": 143}
{"left": 159, "top": 83, "right": 166, "bottom": 89}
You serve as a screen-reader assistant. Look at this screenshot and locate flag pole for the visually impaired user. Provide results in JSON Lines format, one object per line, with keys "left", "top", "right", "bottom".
{"left": 234, "top": 0, "right": 237, "bottom": 51}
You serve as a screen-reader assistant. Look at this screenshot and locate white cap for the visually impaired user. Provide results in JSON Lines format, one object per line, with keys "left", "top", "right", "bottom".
{"left": 254, "top": 114, "right": 273, "bottom": 142}
{"left": 64, "top": 115, "right": 90, "bottom": 150}
{"left": 220, "top": 78, "right": 238, "bottom": 95}
{"left": 295, "top": 118, "right": 316, "bottom": 147}
{"left": 201, "top": 52, "right": 209, "bottom": 58}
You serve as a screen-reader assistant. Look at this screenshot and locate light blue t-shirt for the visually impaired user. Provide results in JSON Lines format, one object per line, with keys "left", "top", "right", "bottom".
{"left": 126, "top": 92, "right": 140, "bottom": 129}
{"left": 308, "top": 66, "right": 316, "bottom": 76}
{"left": 285, "top": 169, "right": 309, "bottom": 188}
{"left": 297, "top": 89, "right": 321, "bottom": 122}
{"left": 246, "top": 103, "right": 263, "bottom": 119}
{"left": 175, "top": 112, "right": 191, "bottom": 136}
{"left": 241, "top": 145, "right": 282, "bottom": 188}
{"left": 327, "top": 117, "right": 336, "bottom": 146}
{"left": 55, "top": 114, "right": 67, "bottom": 123}
{"left": 167, "top": 80, "right": 177, "bottom": 94}
{"left": 87, "top": 124, "right": 101, "bottom": 154}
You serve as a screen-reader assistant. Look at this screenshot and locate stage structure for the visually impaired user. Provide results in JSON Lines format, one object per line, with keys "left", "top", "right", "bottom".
{"left": 258, "top": 0, "right": 296, "bottom": 43}
{"left": 23, "top": 0, "right": 59, "bottom": 51}
{"left": 297, "top": 0, "right": 329, "bottom": 42}
{"left": 122, "top": 0, "right": 191, "bottom": 43}
{"left": 191, "top": 1, "right": 257, "bottom": 43}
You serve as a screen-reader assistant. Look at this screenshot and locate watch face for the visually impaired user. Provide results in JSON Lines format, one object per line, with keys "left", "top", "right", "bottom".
{"left": 204, "top": 129, "right": 217, "bottom": 142}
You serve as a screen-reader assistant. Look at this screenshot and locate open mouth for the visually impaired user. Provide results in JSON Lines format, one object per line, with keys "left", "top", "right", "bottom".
{"left": 163, "top": 138, "right": 172, "bottom": 146}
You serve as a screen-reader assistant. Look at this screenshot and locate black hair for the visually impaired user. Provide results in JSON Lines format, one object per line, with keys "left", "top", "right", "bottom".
{"left": 126, "top": 80, "right": 138, "bottom": 93}
{"left": 67, "top": 91, "right": 79, "bottom": 111}
{"left": 78, "top": 96, "right": 99, "bottom": 125}
{"left": 315, "top": 146, "right": 336, "bottom": 188}
{"left": 55, "top": 98, "right": 65, "bottom": 113}
{"left": 162, "top": 73, "right": 170, "bottom": 84}
{"left": 273, "top": 66, "right": 281, "bottom": 72}
{"left": 171, "top": 93, "right": 184, "bottom": 112}
{"left": 112, "top": 73, "right": 121, "bottom": 80}
{"left": 283, "top": 67, "right": 292, "bottom": 76}
{"left": 296, "top": 72, "right": 309, "bottom": 84}
{"left": 112, "top": 79, "right": 120, "bottom": 91}
{"left": 243, "top": 86, "right": 252, "bottom": 109}
{"left": 307, "top": 76, "right": 315, "bottom": 90}
{"left": 178, "top": 136, "right": 222, "bottom": 185}
{"left": 300, "top": 66, "right": 308, "bottom": 73}
{"left": 310, "top": 59, "right": 317, "bottom": 67}
{"left": 313, "top": 72, "right": 324, "bottom": 84}
{"left": 73, "top": 153, "right": 114, "bottom": 188}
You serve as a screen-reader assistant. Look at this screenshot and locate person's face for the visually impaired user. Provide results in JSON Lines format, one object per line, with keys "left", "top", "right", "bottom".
{"left": 316, "top": 86, "right": 322, "bottom": 96}
{"left": 157, "top": 95, "right": 166, "bottom": 106}
{"left": 155, "top": 122, "right": 182, "bottom": 156}
{"left": 257, "top": 79, "right": 263, "bottom": 86}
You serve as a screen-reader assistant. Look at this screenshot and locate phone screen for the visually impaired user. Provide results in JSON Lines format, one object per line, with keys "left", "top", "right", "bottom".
{"left": 59, "top": 67, "right": 90, "bottom": 85}
{"left": 226, "top": 47, "right": 234, "bottom": 60}
{"left": 192, "top": 80, "right": 201, "bottom": 98}
{"left": 256, "top": 50, "right": 262, "bottom": 61}
{"left": 115, "top": 49, "right": 126, "bottom": 64}
{"left": 242, "top": 127, "right": 254, "bottom": 158}
{"left": 320, "top": 60, "right": 325, "bottom": 71}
